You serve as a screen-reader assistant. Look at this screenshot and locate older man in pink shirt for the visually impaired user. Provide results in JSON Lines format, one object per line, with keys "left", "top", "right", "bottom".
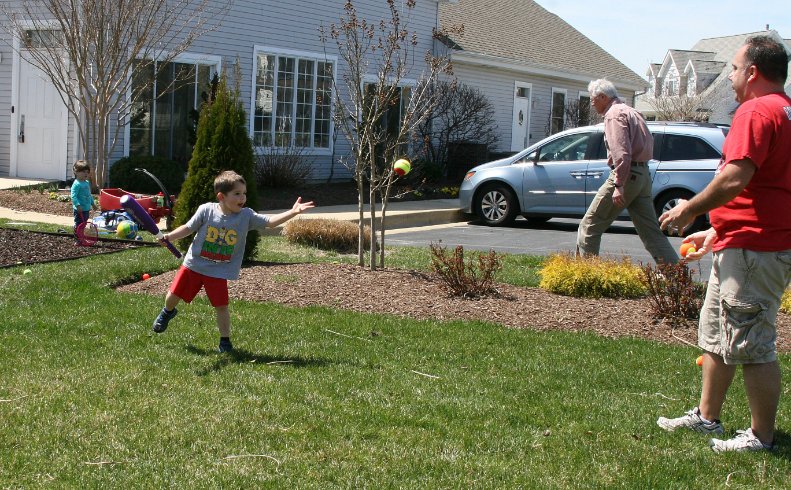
{"left": 576, "top": 78, "right": 678, "bottom": 265}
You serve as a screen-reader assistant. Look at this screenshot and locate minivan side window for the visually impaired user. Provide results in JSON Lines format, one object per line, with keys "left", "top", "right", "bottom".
{"left": 537, "top": 133, "right": 590, "bottom": 162}
{"left": 660, "top": 134, "right": 721, "bottom": 161}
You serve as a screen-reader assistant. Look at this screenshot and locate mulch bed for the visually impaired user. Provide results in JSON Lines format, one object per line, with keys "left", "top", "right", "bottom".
{"left": 118, "top": 261, "right": 791, "bottom": 353}
{"left": 0, "top": 228, "right": 149, "bottom": 267}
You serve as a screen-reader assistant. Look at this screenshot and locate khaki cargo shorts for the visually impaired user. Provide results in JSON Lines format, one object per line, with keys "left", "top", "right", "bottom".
{"left": 699, "top": 248, "right": 791, "bottom": 365}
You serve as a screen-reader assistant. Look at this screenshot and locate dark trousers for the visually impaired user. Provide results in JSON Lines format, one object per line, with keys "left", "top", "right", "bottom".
{"left": 73, "top": 209, "right": 90, "bottom": 233}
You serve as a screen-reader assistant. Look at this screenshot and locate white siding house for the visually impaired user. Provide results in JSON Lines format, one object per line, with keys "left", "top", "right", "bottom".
{"left": 438, "top": 0, "right": 648, "bottom": 156}
{"left": 0, "top": 0, "right": 449, "bottom": 182}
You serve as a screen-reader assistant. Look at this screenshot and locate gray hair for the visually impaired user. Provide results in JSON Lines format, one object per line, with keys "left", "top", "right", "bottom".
{"left": 588, "top": 79, "right": 619, "bottom": 99}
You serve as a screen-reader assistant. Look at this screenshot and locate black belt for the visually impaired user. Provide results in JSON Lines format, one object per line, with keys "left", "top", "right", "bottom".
{"left": 609, "top": 161, "right": 646, "bottom": 169}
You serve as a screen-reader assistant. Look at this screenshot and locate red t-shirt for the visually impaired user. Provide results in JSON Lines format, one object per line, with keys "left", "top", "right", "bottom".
{"left": 709, "top": 92, "right": 791, "bottom": 252}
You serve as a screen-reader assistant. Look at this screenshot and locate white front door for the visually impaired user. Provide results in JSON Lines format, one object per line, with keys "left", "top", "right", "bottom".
{"left": 510, "top": 82, "right": 531, "bottom": 151}
{"left": 15, "top": 52, "right": 68, "bottom": 180}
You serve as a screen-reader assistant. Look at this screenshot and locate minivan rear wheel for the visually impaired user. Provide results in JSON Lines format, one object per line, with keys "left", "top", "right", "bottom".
{"left": 475, "top": 184, "right": 519, "bottom": 226}
{"left": 654, "top": 190, "right": 708, "bottom": 235}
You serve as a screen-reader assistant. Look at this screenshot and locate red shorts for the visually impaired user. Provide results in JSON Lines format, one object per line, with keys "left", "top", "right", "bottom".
{"left": 169, "top": 266, "right": 229, "bottom": 307}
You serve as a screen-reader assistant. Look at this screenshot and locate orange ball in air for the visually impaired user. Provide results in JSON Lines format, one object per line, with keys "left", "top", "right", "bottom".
{"left": 680, "top": 243, "right": 696, "bottom": 258}
{"left": 696, "top": 355, "right": 704, "bottom": 367}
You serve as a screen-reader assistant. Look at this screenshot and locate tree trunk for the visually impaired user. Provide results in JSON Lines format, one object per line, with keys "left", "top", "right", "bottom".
{"left": 356, "top": 171, "right": 365, "bottom": 267}
{"left": 369, "top": 184, "right": 376, "bottom": 270}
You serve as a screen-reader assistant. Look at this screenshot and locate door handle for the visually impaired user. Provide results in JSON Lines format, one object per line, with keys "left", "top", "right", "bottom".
{"left": 569, "top": 171, "right": 587, "bottom": 179}
{"left": 586, "top": 171, "right": 605, "bottom": 179}
{"left": 18, "top": 115, "right": 24, "bottom": 143}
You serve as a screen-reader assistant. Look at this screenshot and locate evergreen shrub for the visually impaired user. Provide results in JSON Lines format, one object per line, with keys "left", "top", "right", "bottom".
{"left": 173, "top": 73, "right": 260, "bottom": 261}
{"left": 539, "top": 253, "right": 646, "bottom": 299}
{"left": 781, "top": 289, "right": 791, "bottom": 315}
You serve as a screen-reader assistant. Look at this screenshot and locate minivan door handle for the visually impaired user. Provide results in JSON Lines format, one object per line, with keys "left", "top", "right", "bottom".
{"left": 18, "top": 115, "right": 24, "bottom": 143}
{"left": 569, "top": 171, "right": 587, "bottom": 179}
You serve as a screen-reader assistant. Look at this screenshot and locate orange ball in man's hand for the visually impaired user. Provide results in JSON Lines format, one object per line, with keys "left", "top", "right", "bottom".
{"left": 680, "top": 243, "right": 697, "bottom": 257}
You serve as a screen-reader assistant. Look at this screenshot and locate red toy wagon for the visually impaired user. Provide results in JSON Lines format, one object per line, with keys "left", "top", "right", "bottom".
{"left": 99, "top": 168, "right": 177, "bottom": 228}
{"left": 99, "top": 188, "right": 174, "bottom": 223}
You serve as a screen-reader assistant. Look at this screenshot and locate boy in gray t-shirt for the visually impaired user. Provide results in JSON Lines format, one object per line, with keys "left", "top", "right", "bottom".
{"left": 151, "top": 170, "right": 314, "bottom": 352}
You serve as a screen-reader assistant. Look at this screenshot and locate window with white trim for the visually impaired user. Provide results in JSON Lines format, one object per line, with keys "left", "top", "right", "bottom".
{"left": 578, "top": 91, "right": 591, "bottom": 127}
{"left": 253, "top": 49, "right": 334, "bottom": 149}
{"left": 363, "top": 82, "right": 413, "bottom": 162}
{"left": 550, "top": 89, "right": 567, "bottom": 134}
{"left": 129, "top": 58, "right": 218, "bottom": 166}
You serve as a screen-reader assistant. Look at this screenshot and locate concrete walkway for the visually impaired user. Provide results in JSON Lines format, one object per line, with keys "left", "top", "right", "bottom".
{"left": 0, "top": 176, "right": 466, "bottom": 231}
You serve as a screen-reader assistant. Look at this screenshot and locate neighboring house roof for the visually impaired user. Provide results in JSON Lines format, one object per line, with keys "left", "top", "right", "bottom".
{"left": 637, "top": 30, "right": 791, "bottom": 121}
{"left": 691, "top": 32, "right": 762, "bottom": 62}
{"left": 646, "top": 63, "right": 662, "bottom": 79}
{"left": 438, "top": 0, "right": 647, "bottom": 90}
{"left": 658, "top": 50, "right": 716, "bottom": 78}
{"left": 684, "top": 59, "right": 726, "bottom": 77}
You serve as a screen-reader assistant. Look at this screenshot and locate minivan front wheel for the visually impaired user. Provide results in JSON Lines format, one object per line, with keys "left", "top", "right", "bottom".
{"left": 475, "top": 184, "right": 518, "bottom": 226}
{"left": 654, "top": 190, "right": 707, "bottom": 235}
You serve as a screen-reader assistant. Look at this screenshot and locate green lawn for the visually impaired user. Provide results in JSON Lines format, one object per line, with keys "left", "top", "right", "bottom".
{"left": 1, "top": 229, "right": 789, "bottom": 487}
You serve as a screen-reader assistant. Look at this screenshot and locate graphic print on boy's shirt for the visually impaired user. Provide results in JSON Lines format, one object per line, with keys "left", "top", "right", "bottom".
{"left": 199, "top": 225, "right": 238, "bottom": 262}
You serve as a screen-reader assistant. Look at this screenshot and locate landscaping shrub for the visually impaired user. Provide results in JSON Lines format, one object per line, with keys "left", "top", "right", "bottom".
{"left": 430, "top": 243, "right": 502, "bottom": 298}
{"left": 109, "top": 155, "right": 185, "bottom": 195}
{"left": 642, "top": 261, "right": 704, "bottom": 323}
{"left": 282, "top": 218, "right": 370, "bottom": 253}
{"left": 539, "top": 253, "right": 646, "bottom": 299}
{"left": 173, "top": 72, "right": 260, "bottom": 262}
{"left": 782, "top": 288, "right": 791, "bottom": 315}
{"left": 254, "top": 146, "right": 312, "bottom": 188}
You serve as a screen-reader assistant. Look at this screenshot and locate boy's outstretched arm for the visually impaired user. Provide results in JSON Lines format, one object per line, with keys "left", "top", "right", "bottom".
{"left": 162, "top": 224, "right": 193, "bottom": 242}
{"left": 266, "top": 197, "right": 315, "bottom": 227}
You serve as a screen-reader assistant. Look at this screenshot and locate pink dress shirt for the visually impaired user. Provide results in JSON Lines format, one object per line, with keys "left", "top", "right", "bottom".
{"left": 603, "top": 98, "right": 654, "bottom": 187}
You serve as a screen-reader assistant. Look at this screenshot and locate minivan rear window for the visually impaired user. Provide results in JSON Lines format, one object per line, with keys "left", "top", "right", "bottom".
{"left": 660, "top": 134, "right": 721, "bottom": 161}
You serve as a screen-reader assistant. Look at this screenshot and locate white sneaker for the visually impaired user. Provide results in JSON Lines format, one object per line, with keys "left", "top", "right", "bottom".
{"left": 657, "top": 407, "right": 724, "bottom": 434}
{"left": 709, "top": 428, "right": 774, "bottom": 453}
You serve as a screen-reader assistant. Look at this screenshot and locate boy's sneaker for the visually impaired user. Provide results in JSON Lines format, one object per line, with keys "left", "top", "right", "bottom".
{"left": 657, "top": 407, "right": 724, "bottom": 434}
{"left": 218, "top": 339, "right": 234, "bottom": 353}
{"left": 152, "top": 307, "right": 178, "bottom": 333}
{"left": 709, "top": 428, "right": 774, "bottom": 453}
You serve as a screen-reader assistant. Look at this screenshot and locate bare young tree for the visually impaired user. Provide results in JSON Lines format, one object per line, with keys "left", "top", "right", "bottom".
{"left": 1, "top": 0, "right": 231, "bottom": 188}
{"left": 645, "top": 94, "right": 712, "bottom": 122}
{"left": 415, "top": 80, "right": 498, "bottom": 170}
{"left": 320, "top": 0, "right": 455, "bottom": 269}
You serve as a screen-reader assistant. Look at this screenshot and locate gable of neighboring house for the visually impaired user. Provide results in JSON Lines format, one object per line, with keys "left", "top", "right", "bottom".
{"left": 646, "top": 63, "right": 662, "bottom": 97}
{"left": 657, "top": 50, "right": 716, "bottom": 97}
{"left": 0, "top": 0, "right": 447, "bottom": 182}
{"left": 438, "top": 0, "right": 647, "bottom": 155}
{"left": 638, "top": 30, "right": 791, "bottom": 124}
{"left": 684, "top": 60, "right": 725, "bottom": 96}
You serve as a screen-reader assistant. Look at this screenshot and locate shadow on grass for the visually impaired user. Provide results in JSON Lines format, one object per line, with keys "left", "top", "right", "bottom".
{"left": 186, "top": 344, "right": 329, "bottom": 376}
{"left": 771, "top": 430, "right": 791, "bottom": 460}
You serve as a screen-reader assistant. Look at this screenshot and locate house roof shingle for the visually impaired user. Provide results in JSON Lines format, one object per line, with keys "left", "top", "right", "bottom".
{"left": 685, "top": 60, "right": 726, "bottom": 76}
{"left": 439, "top": 0, "right": 647, "bottom": 89}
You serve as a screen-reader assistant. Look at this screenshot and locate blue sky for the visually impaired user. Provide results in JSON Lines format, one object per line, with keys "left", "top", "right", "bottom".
{"left": 534, "top": 0, "right": 791, "bottom": 78}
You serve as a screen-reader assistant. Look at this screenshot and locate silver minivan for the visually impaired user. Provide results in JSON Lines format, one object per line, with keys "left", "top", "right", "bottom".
{"left": 458, "top": 122, "right": 728, "bottom": 233}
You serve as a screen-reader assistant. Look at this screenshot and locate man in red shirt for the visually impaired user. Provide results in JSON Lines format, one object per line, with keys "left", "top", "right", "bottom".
{"left": 657, "top": 35, "right": 791, "bottom": 452}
